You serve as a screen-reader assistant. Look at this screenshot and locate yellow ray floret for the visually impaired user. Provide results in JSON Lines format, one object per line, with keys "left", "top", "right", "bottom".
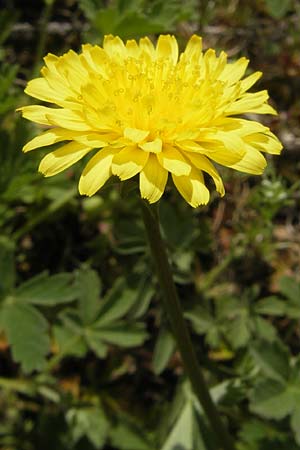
{"left": 18, "top": 34, "right": 283, "bottom": 207}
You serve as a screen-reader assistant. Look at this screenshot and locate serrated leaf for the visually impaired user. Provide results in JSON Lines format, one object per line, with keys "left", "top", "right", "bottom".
{"left": 66, "top": 406, "right": 109, "bottom": 447}
{"left": 75, "top": 266, "right": 101, "bottom": 324}
{"left": 15, "top": 272, "right": 78, "bottom": 305}
{"left": 1, "top": 301, "right": 50, "bottom": 373}
{"left": 152, "top": 325, "right": 176, "bottom": 375}
{"left": 250, "top": 340, "right": 290, "bottom": 383}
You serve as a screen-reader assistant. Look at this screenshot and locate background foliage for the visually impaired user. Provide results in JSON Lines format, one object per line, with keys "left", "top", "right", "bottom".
{"left": 0, "top": 0, "right": 300, "bottom": 448}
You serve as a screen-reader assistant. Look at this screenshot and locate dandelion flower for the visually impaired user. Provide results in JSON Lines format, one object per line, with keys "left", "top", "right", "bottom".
{"left": 18, "top": 34, "right": 282, "bottom": 207}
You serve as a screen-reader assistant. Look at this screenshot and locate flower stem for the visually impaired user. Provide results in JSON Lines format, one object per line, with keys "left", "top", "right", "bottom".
{"left": 141, "top": 201, "right": 235, "bottom": 450}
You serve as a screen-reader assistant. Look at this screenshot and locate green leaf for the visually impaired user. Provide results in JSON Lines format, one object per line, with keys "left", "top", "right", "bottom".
{"left": 91, "top": 322, "right": 148, "bottom": 347}
{"left": 109, "top": 415, "right": 153, "bottom": 450}
{"left": 264, "top": 0, "right": 292, "bottom": 19}
{"left": 249, "top": 380, "right": 293, "bottom": 419}
{"left": 96, "top": 277, "right": 143, "bottom": 325}
{"left": 84, "top": 329, "right": 108, "bottom": 358}
{"left": 161, "top": 390, "right": 209, "bottom": 450}
{"left": 291, "top": 407, "right": 300, "bottom": 445}
{"left": 53, "top": 324, "right": 87, "bottom": 358}
{"left": 253, "top": 317, "right": 277, "bottom": 342}
{"left": 1, "top": 301, "right": 50, "bottom": 373}
{"left": 0, "top": 235, "right": 15, "bottom": 298}
{"left": 75, "top": 266, "right": 101, "bottom": 324}
{"left": 250, "top": 340, "right": 290, "bottom": 383}
{"left": 185, "top": 306, "right": 214, "bottom": 334}
{"left": 226, "top": 315, "right": 250, "bottom": 349}
{"left": 14, "top": 272, "right": 78, "bottom": 305}
{"left": 66, "top": 406, "right": 109, "bottom": 447}
{"left": 255, "top": 296, "right": 286, "bottom": 316}
{"left": 279, "top": 276, "right": 300, "bottom": 304}
{"left": 152, "top": 325, "right": 176, "bottom": 375}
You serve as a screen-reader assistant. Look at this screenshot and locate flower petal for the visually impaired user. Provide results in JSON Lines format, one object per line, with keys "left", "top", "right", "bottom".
{"left": 229, "top": 147, "right": 267, "bottom": 174}
{"left": 45, "top": 109, "right": 92, "bottom": 131}
{"left": 23, "top": 128, "right": 75, "bottom": 152}
{"left": 25, "top": 78, "right": 71, "bottom": 105}
{"left": 140, "top": 154, "right": 168, "bottom": 203}
{"left": 124, "top": 127, "right": 149, "bottom": 143}
{"left": 157, "top": 146, "right": 191, "bottom": 176}
{"left": 226, "top": 91, "right": 276, "bottom": 115}
{"left": 79, "top": 146, "right": 118, "bottom": 196}
{"left": 240, "top": 71, "right": 262, "bottom": 93}
{"left": 39, "top": 142, "right": 91, "bottom": 177}
{"left": 112, "top": 146, "right": 149, "bottom": 180}
{"left": 245, "top": 132, "right": 283, "bottom": 155}
{"left": 139, "top": 138, "right": 162, "bottom": 153}
{"left": 103, "top": 35, "right": 126, "bottom": 58}
{"left": 172, "top": 168, "right": 210, "bottom": 207}
{"left": 139, "top": 37, "right": 155, "bottom": 58}
{"left": 180, "top": 35, "right": 202, "bottom": 63}
{"left": 219, "top": 57, "right": 249, "bottom": 84}
{"left": 186, "top": 153, "right": 225, "bottom": 196}
{"left": 17, "top": 105, "right": 52, "bottom": 125}
{"left": 156, "top": 35, "right": 178, "bottom": 64}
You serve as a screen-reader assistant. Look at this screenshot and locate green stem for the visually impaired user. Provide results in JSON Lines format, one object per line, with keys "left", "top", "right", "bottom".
{"left": 141, "top": 201, "right": 235, "bottom": 450}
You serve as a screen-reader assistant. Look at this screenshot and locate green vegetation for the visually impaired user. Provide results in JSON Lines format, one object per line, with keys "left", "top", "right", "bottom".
{"left": 0, "top": 0, "right": 300, "bottom": 448}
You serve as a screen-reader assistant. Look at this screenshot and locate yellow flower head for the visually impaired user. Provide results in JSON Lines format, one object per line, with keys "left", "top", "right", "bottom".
{"left": 19, "top": 34, "right": 282, "bottom": 207}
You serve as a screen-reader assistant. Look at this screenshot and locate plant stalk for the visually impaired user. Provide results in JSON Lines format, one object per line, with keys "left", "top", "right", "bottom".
{"left": 141, "top": 201, "right": 235, "bottom": 450}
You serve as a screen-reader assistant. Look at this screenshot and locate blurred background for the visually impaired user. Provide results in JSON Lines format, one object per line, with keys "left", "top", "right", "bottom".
{"left": 0, "top": 1, "right": 300, "bottom": 449}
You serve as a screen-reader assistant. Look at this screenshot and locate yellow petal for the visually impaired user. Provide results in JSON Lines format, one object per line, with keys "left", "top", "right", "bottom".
{"left": 125, "top": 39, "right": 140, "bottom": 58}
{"left": 23, "top": 128, "right": 75, "bottom": 152}
{"left": 139, "top": 154, "right": 168, "bottom": 203}
{"left": 172, "top": 168, "right": 210, "bottom": 207}
{"left": 245, "top": 132, "right": 283, "bottom": 155}
{"left": 186, "top": 153, "right": 225, "bottom": 196}
{"left": 219, "top": 57, "right": 249, "bottom": 84}
{"left": 156, "top": 35, "right": 178, "bottom": 64}
{"left": 112, "top": 146, "right": 149, "bottom": 180}
{"left": 139, "top": 138, "right": 162, "bottom": 153}
{"left": 229, "top": 147, "right": 267, "bottom": 174}
{"left": 25, "top": 78, "right": 67, "bottom": 104}
{"left": 157, "top": 146, "right": 191, "bottom": 176}
{"left": 39, "top": 142, "right": 91, "bottom": 177}
{"left": 181, "top": 35, "right": 202, "bottom": 62}
{"left": 40, "top": 67, "right": 76, "bottom": 104}
{"left": 103, "top": 35, "right": 126, "bottom": 57}
{"left": 79, "top": 146, "right": 118, "bottom": 196}
{"left": 45, "top": 109, "right": 92, "bottom": 131}
{"left": 74, "top": 133, "right": 114, "bottom": 148}
{"left": 139, "top": 37, "right": 155, "bottom": 59}
{"left": 240, "top": 71, "right": 262, "bottom": 93}
{"left": 124, "top": 127, "right": 149, "bottom": 143}
{"left": 17, "top": 105, "right": 52, "bottom": 125}
{"left": 225, "top": 91, "right": 273, "bottom": 115}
